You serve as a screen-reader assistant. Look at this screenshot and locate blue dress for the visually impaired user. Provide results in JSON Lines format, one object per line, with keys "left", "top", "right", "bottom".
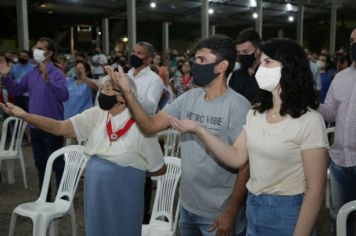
{"left": 84, "top": 156, "right": 146, "bottom": 236}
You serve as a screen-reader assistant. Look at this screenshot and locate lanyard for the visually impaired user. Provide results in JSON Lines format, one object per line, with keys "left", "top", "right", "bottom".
{"left": 182, "top": 75, "right": 192, "bottom": 90}
{"left": 106, "top": 113, "right": 135, "bottom": 142}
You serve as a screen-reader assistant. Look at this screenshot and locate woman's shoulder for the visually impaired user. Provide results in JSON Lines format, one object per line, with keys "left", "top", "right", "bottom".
{"left": 299, "top": 109, "right": 323, "bottom": 121}
{"left": 295, "top": 109, "right": 325, "bottom": 128}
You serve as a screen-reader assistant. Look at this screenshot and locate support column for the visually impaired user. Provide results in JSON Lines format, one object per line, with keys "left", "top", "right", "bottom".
{"left": 255, "top": 0, "right": 263, "bottom": 38}
{"left": 201, "top": 0, "right": 209, "bottom": 38}
{"left": 70, "top": 26, "right": 74, "bottom": 55}
{"left": 16, "top": 0, "right": 29, "bottom": 50}
{"left": 297, "top": 3, "right": 304, "bottom": 46}
{"left": 127, "top": 0, "right": 137, "bottom": 54}
{"left": 102, "top": 17, "right": 110, "bottom": 55}
{"left": 278, "top": 28, "right": 284, "bottom": 38}
{"left": 329, "top": 0, "right": 339, "bottom": 54}
{"left": 162, "top": 22, "right": 170, "bottom": 56}
{"left": 96, "top": 26, "right": 101, "bottom": 48}
{"left": 210, "top": 25, "right": 216, "bottom": 36}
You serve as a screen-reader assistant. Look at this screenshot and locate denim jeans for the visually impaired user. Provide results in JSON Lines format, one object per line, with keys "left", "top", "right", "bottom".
{"left": 246, "top": 192, "right": 316, "bottom": 236}
{"left": 179, "top": 206, "right": 246, "bottom": 236}
{"left": 329, "top": 161, "right": 356, "bottom": 235}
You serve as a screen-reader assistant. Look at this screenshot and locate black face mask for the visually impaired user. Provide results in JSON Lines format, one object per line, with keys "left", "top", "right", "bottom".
{"left": 98, "top": 93, "right": 118, "bottom": 110}
{"left": 119, "top": 60, "right": 126, "bottom": 67}
{"left": 350, "top": 43, "right": 356, "bottom": 61}
{"left": 239, "top": 53, "right": 255, "bottom": 69}
{"left": 18, "top": 58, "right": 28, "bottom": 64}
{"left": 129, "top": 54, "right": 144, "bottom": 68}
{"left": 191, "top": 62, "right": 219, "bottom": 87}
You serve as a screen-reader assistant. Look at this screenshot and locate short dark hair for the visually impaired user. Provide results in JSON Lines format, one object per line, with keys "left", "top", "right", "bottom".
{"left": 137, "top": 41, "right": 155, "bottom": 58}
{"left": 235, "top": 28, "right": 261, "bottom": 49}
{"left": 253, "top": 38, "right": 319, "bottom": 118}
{"left": 19, "top": 50, "right": 30, "bottom": 56}
{"left": 37, "top": 37, "right": 56, "bottom": 60}
{"left": 194, "top": 34, "right": 237, "bottom": 77}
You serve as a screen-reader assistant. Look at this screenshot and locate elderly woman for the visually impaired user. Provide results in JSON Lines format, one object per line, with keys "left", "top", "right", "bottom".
{"left": 170, "top": 39, "right": 329, "bottom": 236}
{"left": 0, "top": 78, "right": 166, "bottom": 236}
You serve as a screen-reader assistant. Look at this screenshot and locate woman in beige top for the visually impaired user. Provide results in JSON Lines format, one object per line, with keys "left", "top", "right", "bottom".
{"left": 170, "top": 38, "right": 329, "bottom": 236}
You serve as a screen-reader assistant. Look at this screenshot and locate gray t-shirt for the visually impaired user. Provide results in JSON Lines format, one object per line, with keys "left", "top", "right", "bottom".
{"left": 163, "top": 87, "right": 250, "bottom": 224}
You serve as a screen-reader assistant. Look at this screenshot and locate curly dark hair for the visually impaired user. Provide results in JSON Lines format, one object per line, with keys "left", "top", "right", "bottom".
{"left": 253, "top": 38, "right": 319, "bottom": 118}
{"left": 194, "top": 34, "right": 237, "bottom": 77}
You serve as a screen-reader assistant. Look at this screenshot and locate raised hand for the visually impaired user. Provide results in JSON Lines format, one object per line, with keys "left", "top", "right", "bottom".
{"left": 39, "top": 63, "right": 49, "bottom": 81}
{"left": 104, "top": 65, "right": 132, "bottom": 95}
{"left": 168, "top": 117, "right": 202, "bottom": 133}
{"left": 0, "top": 102, "right": 27, "bottom": 118}
{"left": 0, "top": 57, "right": 11, "bottom": 77}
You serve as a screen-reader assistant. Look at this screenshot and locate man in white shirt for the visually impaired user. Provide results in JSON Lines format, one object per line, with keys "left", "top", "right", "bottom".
{"left": 127, "top": 42, "right": 164, "bottom": 115}
{"left": 127, "top": 41, "right": 164, "bottom": 223}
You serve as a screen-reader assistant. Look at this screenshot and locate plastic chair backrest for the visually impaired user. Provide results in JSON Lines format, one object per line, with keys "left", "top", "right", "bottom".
{"left": 38, "top": 145, "right": 88, "bottom": 204}
{"left": 157, "top": 129, "right": 181, "bottom": 157}
{"left": 150, "top": 156, "right": 181, "bottom": 231}
{"left": 336, "top": 200, "right": 356, "bottom": 236}
{"left": 326, "top": 127, "right": 335, "bottom": 134}
{"left": 0, "top": 117, "right": 27, "bottom": 152}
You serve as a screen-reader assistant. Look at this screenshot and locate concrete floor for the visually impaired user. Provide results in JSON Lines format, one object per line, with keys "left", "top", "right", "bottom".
{"left": 0, "top": 144, "right": 334, "bottom": 236}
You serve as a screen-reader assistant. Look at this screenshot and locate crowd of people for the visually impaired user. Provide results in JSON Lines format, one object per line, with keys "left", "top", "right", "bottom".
{"left": 0, "top": 27, "right": 355, "bottom": 236}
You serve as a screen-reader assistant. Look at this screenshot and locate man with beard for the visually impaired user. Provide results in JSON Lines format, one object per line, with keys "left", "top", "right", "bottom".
{"left": 107, "top": 35, "right": 250, "bottom": 236}
{"left": 228, "top": 28, "right": 261, "bottom": 103}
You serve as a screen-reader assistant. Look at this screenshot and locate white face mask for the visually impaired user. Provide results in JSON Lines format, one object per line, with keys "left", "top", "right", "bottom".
{"left": 33, "top": 48, "right": 46, "bottom": 63}
{"left": 316, "top": 60, "right": 326, "bottom": 69}
{"left": 255, "top": 66, "right": 282, "bottom": 92}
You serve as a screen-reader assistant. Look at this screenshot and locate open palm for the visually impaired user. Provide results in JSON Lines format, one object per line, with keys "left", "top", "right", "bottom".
{"left": 0, "top": 57, "right": 11, "bottom": 76}
{"left": 169, "top": 117, "right": 201, "bottom": 133}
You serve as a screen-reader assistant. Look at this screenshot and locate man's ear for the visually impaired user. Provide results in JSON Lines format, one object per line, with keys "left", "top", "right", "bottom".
{"left": 45, "top": 50, "right": 53, "bottom": 58}
{"left": 255, "top": 48, "right": 261, "bottom": 58}
{"left": 216, "top": 60, "right": 229, "bottom": 74}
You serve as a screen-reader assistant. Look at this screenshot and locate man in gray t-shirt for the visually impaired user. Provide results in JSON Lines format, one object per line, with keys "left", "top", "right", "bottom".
{"left": 109, "top": 35, "right": 250, "bottom": 236}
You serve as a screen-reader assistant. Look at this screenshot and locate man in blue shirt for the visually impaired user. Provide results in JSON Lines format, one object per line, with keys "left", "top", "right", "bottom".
{"left": 10, "top": 50, "right": 34, "bottom": 111}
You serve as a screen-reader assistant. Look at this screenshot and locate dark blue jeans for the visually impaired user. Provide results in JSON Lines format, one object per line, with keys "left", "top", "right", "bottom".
{"left": 330, "top": 161, "right": 356, "bottom": 235}
{"left": 30, "top": 129, "right": 64, "bottom": 200}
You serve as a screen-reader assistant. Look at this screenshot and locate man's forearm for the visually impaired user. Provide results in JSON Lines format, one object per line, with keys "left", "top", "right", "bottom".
{"left": 123, "top": 90, "right": 156, "bottom": 135}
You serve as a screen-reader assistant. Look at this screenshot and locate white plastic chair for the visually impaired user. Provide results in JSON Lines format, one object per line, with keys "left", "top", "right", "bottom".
{"left": 157, "top": 129, "right": 181, "bottom": 157}
{"left": 0, "top": 117, "right": 28, "bottom": 188}
{"left": 336, "top": 200, "right": 356, "bottom": 236}
{"left": 142, "top": 156, "right": 182, "bottom": 236}
{"left": 325, "top": 126, "right": 335, "bottom": 208}
{"left": 9, "top": 145, "right": 88, "bottom": 236}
